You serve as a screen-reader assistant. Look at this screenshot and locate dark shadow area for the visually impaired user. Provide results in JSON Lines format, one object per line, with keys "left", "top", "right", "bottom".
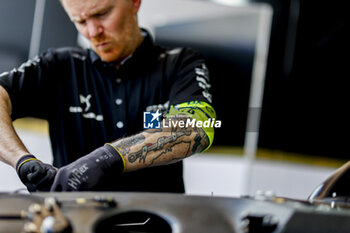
{"left": 254, "top": 0, "right": 350, "bottom": 159}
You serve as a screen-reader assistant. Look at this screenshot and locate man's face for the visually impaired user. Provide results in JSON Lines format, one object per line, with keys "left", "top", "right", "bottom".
{"left": 61, "top": 0, "right": 141, "bottom": 63}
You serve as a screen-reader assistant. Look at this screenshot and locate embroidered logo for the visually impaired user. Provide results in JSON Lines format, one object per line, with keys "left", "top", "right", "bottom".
{"left": 69, "top": 94, "right": 104, "bottom": 121}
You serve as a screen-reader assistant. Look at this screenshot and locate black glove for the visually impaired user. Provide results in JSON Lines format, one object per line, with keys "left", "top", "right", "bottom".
{"left": 16, "top": 155, "right": 58, "bottom": 192}
{"left": 50, "top": 144, "right": 125, "bottom": 191}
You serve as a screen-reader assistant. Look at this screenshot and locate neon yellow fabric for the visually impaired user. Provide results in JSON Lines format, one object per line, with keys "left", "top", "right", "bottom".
{"left": 166, "top": 101, "right": 216, "bottom": 152}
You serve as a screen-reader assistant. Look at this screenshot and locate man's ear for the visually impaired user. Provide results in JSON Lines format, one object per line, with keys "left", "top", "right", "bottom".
{"left": 132, "top": 0, "right": 141, "bottom": 14}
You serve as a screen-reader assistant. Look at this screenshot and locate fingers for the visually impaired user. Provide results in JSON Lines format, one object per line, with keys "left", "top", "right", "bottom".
{"left": 26, "top": 162, "right": 46, "bottom": 182}
{"left": 50, "top": 165, "right": 81, "bottom": 192}
{"left": 34, "top": 166, "right": 58, "bottom": 191}
{"left": 50, "top": 169, "right": 66, "bottom": 192}
{"left": 20, "top": 161, "right": 58, "bottom": 192}
{"left": 50, "top": 164, "right": 105, "bottom": 192}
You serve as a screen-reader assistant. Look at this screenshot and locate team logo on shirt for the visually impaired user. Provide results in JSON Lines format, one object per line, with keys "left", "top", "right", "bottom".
{"left": 69, "top": 94, "right": 104, "bottom": 121}
{"left": 143, "top": 110, "right": 162, "bottom": 129}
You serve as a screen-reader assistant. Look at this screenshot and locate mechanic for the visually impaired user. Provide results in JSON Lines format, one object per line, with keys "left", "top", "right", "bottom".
{"left": 0, "top": 0, "right": 216, "bottom": 193}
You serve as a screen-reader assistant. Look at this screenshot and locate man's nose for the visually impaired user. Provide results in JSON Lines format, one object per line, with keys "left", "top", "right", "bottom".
{"left": 86, "top": 19, "right": 103, "bottom": 38}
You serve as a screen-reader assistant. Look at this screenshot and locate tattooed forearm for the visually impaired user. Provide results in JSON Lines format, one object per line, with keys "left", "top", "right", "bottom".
{"left": 127, "top": 128, "right": 191, "bottom": 164}
{"left": 151, "top": 140, "right": 192, "bottom": 165}
{"left": 111, "top": 116, "right": 209, "bottom": 172}
{"left": 192, "top": 128, "right": 209, "bottom": 154}
{"left": 112, "top": 134, "right": 146, "bottom": 155}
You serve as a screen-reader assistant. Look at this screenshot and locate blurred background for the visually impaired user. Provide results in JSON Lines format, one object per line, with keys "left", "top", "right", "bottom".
{"left": 0, "top": 0, "right": 348, "bottom": 199}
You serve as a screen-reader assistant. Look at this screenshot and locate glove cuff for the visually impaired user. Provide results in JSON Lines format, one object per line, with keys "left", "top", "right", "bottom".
{"left": 104, "top": 143, "right": 126, "bottom": 173}
{"left": 15, "top": 154, "right": 39, "bottom": 174}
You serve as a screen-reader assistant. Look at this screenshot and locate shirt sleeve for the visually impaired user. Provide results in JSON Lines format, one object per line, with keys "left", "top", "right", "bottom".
{"left": 166, "top": 48, "right": 216, "bottom": 151}
{"left": 0, "top": 52, "right": 55, "bottom": 120}
{"left": 168, "top": 48, "right": 213, "bottom": 106}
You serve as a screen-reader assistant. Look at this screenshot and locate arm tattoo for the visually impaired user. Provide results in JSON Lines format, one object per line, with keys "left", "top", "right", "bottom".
{"left": 192, "top": 128, "right": 209, "bottom": 154}
{"left": 128, "top": 128, "right": 192, "bottom": 164}
{"left": 151, "top": 140, "right": 192, "bottom": 165}
{"left": 111, "top": 116, "right": 210, "bottom": 171}
{"left": 112, "top": 134, "right": 146, "bottom": 155}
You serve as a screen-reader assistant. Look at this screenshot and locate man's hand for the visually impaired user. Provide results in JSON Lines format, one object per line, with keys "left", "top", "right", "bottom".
{"left": 50, "top": 144, "right": 125, "bottom": 191}
{"left": 16, "top": 155, "right": 58, "bottom": 192}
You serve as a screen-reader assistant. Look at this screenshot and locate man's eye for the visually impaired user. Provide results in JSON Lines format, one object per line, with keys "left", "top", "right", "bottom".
{"left": 77, "top": 20, "right": 86, "bottom": 25}
{"left": 96, "top": 10, "right": 110, "bottom": 18}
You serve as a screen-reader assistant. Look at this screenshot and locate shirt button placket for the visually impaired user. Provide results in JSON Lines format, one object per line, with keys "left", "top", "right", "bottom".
{"left": 113, "top": 74, "right": 126, "bottom": 134}
{"left": 116, "top": 121, "right": 124, "bottom": 128}
{"left": 115, "top": 98, "right": 123, "bottom": 105}
{"left": 116, "top": 78, "right": 122, "bottom": 84}
{"left": 115, "top": 98, "right": 124, "bottom": 129}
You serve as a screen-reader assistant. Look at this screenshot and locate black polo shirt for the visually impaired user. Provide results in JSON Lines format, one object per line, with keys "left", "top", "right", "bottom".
{"left": 0, "top": 30, "right": 212, "bottom": 193}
